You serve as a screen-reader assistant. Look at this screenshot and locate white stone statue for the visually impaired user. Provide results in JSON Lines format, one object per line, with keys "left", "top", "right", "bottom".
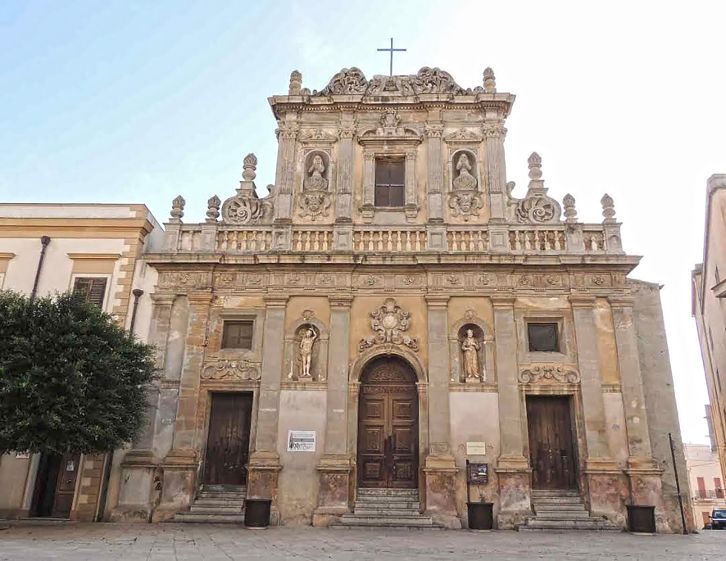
{"left": 299, "top": 327, "right": 318, "bottom": 378}
{"left": 461, "top": 328, "right": 481, "bottom": 380}
{"left": 453, "top": 153, "right": 477, "bottom": 191}
{"left": 304, "top": 154, "right": 328, "bottom": 191}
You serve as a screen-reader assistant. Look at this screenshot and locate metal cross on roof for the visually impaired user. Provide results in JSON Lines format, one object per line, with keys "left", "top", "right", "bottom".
{"left": 377, "top": 37, "right": 406, "bottom": 76}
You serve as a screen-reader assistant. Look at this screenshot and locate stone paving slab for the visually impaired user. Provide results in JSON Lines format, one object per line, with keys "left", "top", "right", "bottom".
{"left": 0, "top": 523, "right": 723, "bottom": 561}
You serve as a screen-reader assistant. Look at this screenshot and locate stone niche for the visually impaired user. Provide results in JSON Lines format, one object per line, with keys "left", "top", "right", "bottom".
{"left": 284, "top": 312, "right": 329, "bottom": 383}
{"left": 449, "top": 311, "right": 494, "bottom": 384}
{"left": 447, "top": 149, "right": 483, "bottom": 221}
{"left": 297, "top": 150, "right": 333, "bottom": 221}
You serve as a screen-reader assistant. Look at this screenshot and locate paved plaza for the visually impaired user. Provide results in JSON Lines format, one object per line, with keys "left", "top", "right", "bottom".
{"left": 0, "top": 523, "right": 723, "bottom": 561}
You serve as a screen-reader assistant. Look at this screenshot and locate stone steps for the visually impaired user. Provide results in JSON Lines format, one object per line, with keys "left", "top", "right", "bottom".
{"left": 519, "top": 490, "right": 621, "bottom": 532}
{"left": 173, "top": 485, "right": 246, "bottom": 524}
{"left": 333, "top": 489, "right": 439, "bottom": 529}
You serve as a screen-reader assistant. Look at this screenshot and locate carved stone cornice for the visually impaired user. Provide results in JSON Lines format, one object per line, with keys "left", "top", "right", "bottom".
{"left": 424, "top": 294, "right": 450, "bottom": 308}
{"left": 569, "top": 294, "right": 597, "bottom": 308}
{"left": 328, "top": 295, "right": 354, "bottom": 309}
{"left": 263, "top": 294, "right": 289, "bottom": 308}
{"left": 518, "top": 365, "right": 581, "bottom": 385}
{"left": 490, "top": 295, "right": 516, "bottom": 309}
{"left": 607, "top": 296, "right": 635, "bottom": 309}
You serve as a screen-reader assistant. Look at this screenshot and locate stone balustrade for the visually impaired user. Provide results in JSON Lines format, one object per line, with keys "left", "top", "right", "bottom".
{"left": 163, "top": 222, "right": 622, "bottom": 256}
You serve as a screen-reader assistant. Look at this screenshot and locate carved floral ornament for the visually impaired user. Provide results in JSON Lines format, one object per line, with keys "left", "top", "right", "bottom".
{"left": 517, "top": 365, "right": 580, "bottom": 385}
{"left": 220, "top": 153, "right": 274, "bottom": 225}
{"left": 316, "top": 67, "right": 482, "bottom": 97}
{"left": 202, "top": 359, "right": 261, "bottom": 382}
{"left": 359, "top": 298, "right": 419, "bottom": 352}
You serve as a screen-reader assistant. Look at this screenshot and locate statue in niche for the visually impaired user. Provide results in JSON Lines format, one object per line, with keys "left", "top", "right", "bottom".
{"left": 298, "top": 327, "right": 318, "bottom": 378}
{"left": 304, "top": 154, "right": 328, "bottom": 191}
{"left": 452, "top": 153, "right": 477, "bottom": 191}
{"left": 461, "top": 329, "right": 481, "bottom": 380}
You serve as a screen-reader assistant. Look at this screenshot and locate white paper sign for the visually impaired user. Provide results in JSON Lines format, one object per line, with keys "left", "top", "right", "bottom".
{"left": 287, "top": 430, "right": 316, "bottom": 452}
{"left": 466, "top": 441, "right": 486, "bottom": 456}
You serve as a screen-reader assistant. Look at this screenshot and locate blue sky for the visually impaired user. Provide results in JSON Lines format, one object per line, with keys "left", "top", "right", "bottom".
{"left": 2, "top": 1, "right": 725, "bottom": 442}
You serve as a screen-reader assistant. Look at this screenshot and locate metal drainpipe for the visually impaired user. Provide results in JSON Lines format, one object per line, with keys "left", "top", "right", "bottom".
{"left": 30, "top": 236, "right": 51, "bottom": 300}
{"left": 129, "top": 288, "right": 144, "bottom": 335}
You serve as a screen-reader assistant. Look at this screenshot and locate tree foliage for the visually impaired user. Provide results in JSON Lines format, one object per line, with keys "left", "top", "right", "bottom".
{"left": 0, "top": 290, "right": 156, "bottom": 455}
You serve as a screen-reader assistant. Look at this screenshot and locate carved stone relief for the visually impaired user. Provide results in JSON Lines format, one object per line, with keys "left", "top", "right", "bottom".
{"left": 512, "top": 153, "right": 561, "bottom": 224}
{"left": 221, "top": 153, "right": 274, "bottom": 225}
{"left": 518, "top": 365, "right": 580, "bottom": 385}
{"left": 448, "top": 151, "right": 483, "bottom": 221}
{"left": 201, "top": 359, "right": 261, "bottom": 382}
{"left": 359, "top": 298, "right": 419, "bottom": 352}
{"left": 298, "top": 152, "right": 331, "bottom": 220}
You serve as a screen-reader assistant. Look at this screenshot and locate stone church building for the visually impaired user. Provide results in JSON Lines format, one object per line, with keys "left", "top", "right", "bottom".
{"left": 111, "top": 66, "right": 690, "bottom": 531}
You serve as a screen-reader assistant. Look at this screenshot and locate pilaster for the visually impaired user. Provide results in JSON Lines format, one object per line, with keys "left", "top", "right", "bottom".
{"left": 425, "top": 121, "right": 444, "bottom": 223}
{"left": 570, "top": 295, "right": 623, "bottom": 523}
{"left": 273, "top": 120, "right": 298, "bottom": 223}
{"left": 247, "top": 295, "right": 288, "bottom": 523}
{"left": 492, "top": 295, "right": 531, "bottom": 528}
{"left": 423, "top": 295, "right": 460, "bottom": 528}
{"left": 334, "top": 123, "right": 355, "bottom": 222}
{"left": 483, "top": 120, "right": 507, "bottom": 221}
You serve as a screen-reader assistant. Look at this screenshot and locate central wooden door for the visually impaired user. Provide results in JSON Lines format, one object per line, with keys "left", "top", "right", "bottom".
{"left": 31, "top": 452, "right": 81, "bottom": 518}
{"left": 204, "top": 392, "right": 253, "bottom": 486}
{"left": 357, "top": 357, "right": 418, "bottom": 489}
{"left": 526, "top": 395, "right": 578, "bottom": 490}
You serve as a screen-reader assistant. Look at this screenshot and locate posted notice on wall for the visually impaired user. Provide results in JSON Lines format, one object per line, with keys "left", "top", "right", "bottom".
{"left": 287, "top": 430, "right": 316, "bottom": 452}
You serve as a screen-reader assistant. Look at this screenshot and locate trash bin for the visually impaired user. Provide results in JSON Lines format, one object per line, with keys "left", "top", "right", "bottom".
{"left": 244, "top": 499, "right": 272, "bottom": 528}
{"left": 627, "top": 505, "right": 656, "bottom": 533}
{"left": 467, "top": 502, "right": 494, "bottom": 530}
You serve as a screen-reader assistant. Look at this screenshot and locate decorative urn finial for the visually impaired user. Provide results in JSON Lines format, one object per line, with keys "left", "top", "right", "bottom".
{"left": 528, "top": 152, "right": 543, "bottom": 181}
{"left": 169, "top": 195, "right": 185, "bottom": 223}
{"left": 601, "top": 193, "right": 616, "bottom": 223}
{"left": 242, "top": 153, "right": 257, "bottom": 182}
{"left": 563, "top": 194, "right": 577, "bottom": 223}
{"left": 206, "top": 195, "right": 221, "bottom": 223}
{"left": 483, "top": 67, "right": 496, "bottom": 93}
{"left": 289, "top": 70, "right": 302, "bottom": 95}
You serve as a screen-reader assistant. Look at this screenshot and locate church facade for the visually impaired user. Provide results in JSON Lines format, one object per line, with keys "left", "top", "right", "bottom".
{"left": 111, "top": 66, "right": 691, "bottom": 531}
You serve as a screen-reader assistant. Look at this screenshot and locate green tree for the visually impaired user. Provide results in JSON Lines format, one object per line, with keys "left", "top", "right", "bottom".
{"left": 0, "top": 290, "right": 156, "bottom": 455}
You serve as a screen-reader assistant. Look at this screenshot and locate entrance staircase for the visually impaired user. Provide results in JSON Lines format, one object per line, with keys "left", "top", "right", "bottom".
{"left": 334, "top": 489, "right": 439, "bottom": 529}
{"left": 174, "top": 484, "right": 246, "bottom": 523}
{"left": 519, "top": 490, "right": 620, "bottom": 531}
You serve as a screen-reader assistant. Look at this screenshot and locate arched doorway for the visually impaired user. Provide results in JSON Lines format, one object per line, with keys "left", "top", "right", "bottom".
{"left": 357, "top": 356, "right": 419, "bottom": 489}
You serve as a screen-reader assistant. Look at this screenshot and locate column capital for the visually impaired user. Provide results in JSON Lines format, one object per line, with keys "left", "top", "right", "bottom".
{"left": 607, "top": 295, "right": 635, "bottom": 309}
{"left": 263, "top": 294, "right": 289, "bottom": 308}
{"left": 150, "top": 293, "right": 176, "bottom": 305}
{"left": 491, "top": 295, "right": 516, "bottom": 309}
{"left": 569, "top": 294, "right": 597, "bottom": 308}
{"left": 328, "top": 295, "right": 354, "bottom": 309}
{"left": 425, "top": 294, "right": 449, "bottom": 307}
{"left": 187, "top": 290, "right": 213, "bottom": 305}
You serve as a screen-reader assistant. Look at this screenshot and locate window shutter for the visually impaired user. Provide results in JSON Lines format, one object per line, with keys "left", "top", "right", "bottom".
{"left": 73, "top": 277, "right": 108, "bottom": 308}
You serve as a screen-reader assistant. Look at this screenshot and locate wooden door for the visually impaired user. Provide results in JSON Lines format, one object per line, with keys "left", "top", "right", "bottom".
{"left": 204, "top": 393, "right": 253, "bottom": 486}
{"left": 526, "top": 396, "right": 578, "bottom": 490}
{"left": 357, "top": 358, "right": 418, "bottom": 489}
{"left": 31, "top": 452, "right": 80, "bottom": 518}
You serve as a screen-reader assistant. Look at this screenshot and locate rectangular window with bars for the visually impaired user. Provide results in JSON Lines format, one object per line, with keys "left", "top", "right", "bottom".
{"left": 374, "top": 158, "right": 405, "bottom": 207}
{"left": 73, "top": 277, "right": 108, "bottom": 308}
{"left": 222, "top": 320, "right": 254, "bottom": 350}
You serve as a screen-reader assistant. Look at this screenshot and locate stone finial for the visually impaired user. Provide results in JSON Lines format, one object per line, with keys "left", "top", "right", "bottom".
{"left": 563, "top": 193, "right": 577, "bottom": 223}
{"left": 242, "top": 153, "right": 257, "bottom": 182}
{"left": 601, "top": 193, "right": 616, "bottom": 223}
{"left": 289, "top": 70, "right": 302, "bottom": 95}
{"left": 483, "top": 67, "right": 496, "bottom": 93}
{"left": 528, "top": 152, "right": 542, "bottom": 179}
{"left": 169, "top": 195, "right": 185, "bottom": 223}
{"left": 206, "top": 195, "right": 221, "bottom": 223}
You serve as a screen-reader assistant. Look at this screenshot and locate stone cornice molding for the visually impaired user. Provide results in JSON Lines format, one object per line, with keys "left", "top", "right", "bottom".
{"left": 424, "top": 294, "right": 450, "bottom": 307}
{"left": 150, "top": 293, "right": 176, "bottom": 305}
{"left": 607, "top": 295, "right": 636, "bottom": 309}
{"left": 490, "top": 295, "right": 516, "bottom": 309}
{"left": 187, "top": 290, "right": 214, "bottom": 304}
{"left": 263, "top": 294, "right": 289, "bottom": 308}
{"left": 568, "top": 294, "right": 597, "bottom": 308}
{"left": 328, "top": 294, "right": 354, "bottom": 308}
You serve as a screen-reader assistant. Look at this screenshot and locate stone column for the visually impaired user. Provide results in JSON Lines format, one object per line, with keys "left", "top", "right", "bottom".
{"left": 335, "top": 123, "right": 355, "bottom": 222}
{"left": 484, "top": 121, "right": 509, "bottom": 252}
{"left": 273, "top": 122, "right": 297, "bottom": 222}
{"left": 425, "top": 122, "right": 444, "bottom": 223}
{"left": 155, "top": 291, "right": 212, "bottom": 521}
{"left": 246, "top": 295, "right": 287, "bottom": 522}
{"left": 492, "top": 296, "right": 530, "bottom": 528}
{"left": 609, "top": 296, "right": 663, "bottom": 510}
{"left": 570, "top": 295, "right": 623, "bottom": 522}
{"left": 423, "top": 295, "right": 460, "bottom": 528}
{"left": 313, "top": 295, "right": 353, "bottom": 526}
{"left": 111, "top": 293, "right": 174, "bottom": 522}
{"left": 361, "top": 150, "right": 375, "bottom": 222}
{"left": 404, "top": 149, "right": 418, "bottom": 222}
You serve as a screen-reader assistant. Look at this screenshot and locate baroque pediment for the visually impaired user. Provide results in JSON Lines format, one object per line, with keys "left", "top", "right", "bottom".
{"left": 316, "top": 67, "right": 482, "bottom": 98}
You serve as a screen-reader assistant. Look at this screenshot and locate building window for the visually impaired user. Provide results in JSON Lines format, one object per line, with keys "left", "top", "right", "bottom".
{"left": 527, "top": 322, "right": 560, "bottom": 352}
{"left": 374, "top": 158, "right": 405, "bottom": 207}
{"left": 222, "top": 320, "right": 254, "bottom": 350}
{"left": 715, "top": 478, "right": 724, "bottom": 498}
{"left": 697, "top": 476, "right": 706, "bottom": 498}
{"left": 73, "top": 277, "right": 107, "bottom": 308}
